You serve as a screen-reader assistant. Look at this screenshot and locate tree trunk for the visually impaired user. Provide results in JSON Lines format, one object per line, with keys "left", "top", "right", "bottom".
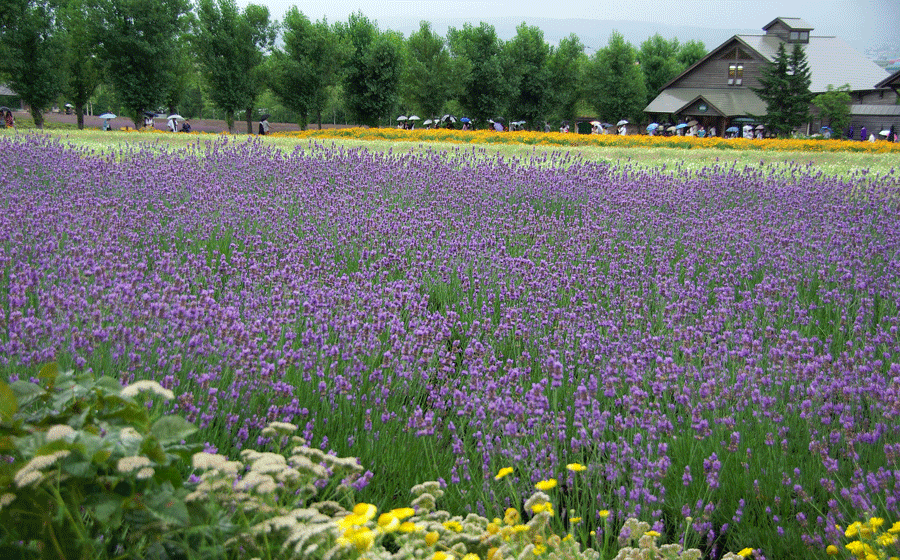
{"left": 226, "top": 110, "right": 234, "bottom": 133}
{"left": 30, "top": 107, "right": 44, "bottom": 129}
{"left": 76, "top": 106, "right": 85, "bottom": 130}
{"left": 316, "top": 110, "right": 322, "bottom": 130}
{"left": 245, "top": 108, "right": 253, "bottom": 134}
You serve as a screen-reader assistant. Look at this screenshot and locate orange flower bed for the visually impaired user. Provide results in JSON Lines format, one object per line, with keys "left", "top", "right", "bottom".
{"left": 273, "top": 127, "right": 900, "bottom": 153}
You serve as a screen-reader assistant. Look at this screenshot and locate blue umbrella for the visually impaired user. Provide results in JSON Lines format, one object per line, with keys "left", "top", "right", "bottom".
{"left": 726, "top": 126, "right": 739, "bottom": 133}
{"left": 460, "top": 117, "right": 471, "bottom": 123}
{"left": 676, "top": 123, "right": 689, "bottom": 129}
{"left": 646, "top": 123, "right": 659, "bottom": 131}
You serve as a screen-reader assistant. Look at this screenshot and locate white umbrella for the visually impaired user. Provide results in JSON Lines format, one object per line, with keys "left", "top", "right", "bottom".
{"left": 98, "top": 113, "right": 116, "bottom": 119}
{"left": 879, "top": 130, "right": 890, "bottom": 136}
{"left": 616, "top": 119, "right": 628, "bottom": 126}
{"left": 168, "top": 114, "right": 184, "bottom": 121}
{"left": 423, "top": 119, "right": 433, "bottom": 125}
{"left": 397, "top": 115, "right": 408, "bottom": 121}
{"left": 408, "top": 115, "right": 421, "bottom": 121}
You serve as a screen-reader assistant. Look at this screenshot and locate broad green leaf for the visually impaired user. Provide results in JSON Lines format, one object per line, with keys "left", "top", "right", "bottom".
{"left": 151, "top": 416, "right": 197, "bottom": 444}
{"left": 37, "top": 363, "right": 59, "bottom": 388}
{"left": 94, "top": 376, "right": 123, "bottom": 394}
{"left": 145, "top": 487, "right": 190, "bottom": 526}
{"left": 0, "top": 382, "right": 18, "bottom": 423}
{"left": 91, "top": 494, "right": 124, "bottom": 526}
{"left": 61, "top": 458, "right": 94, "bottom": 477}
{"left": 10, "top": 381, "right": 45, "bottom": 408}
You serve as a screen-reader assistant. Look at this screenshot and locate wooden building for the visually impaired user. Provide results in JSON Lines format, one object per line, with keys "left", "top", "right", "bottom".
{"left": 645, "top": 17, "right": 898, "bottom": 137}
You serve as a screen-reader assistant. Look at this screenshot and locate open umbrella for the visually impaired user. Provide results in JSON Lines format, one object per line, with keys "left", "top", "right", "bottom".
{"left": 143, "top": 111, "right": 155, "bottom": 118}
{"left": 493, "top": 122, "right": 504, "bottom": 131}
{"left": 408, "top": 115, "right": 421, "bottom": 121}
{"left": 647, "top": 123, "right": 659, "bottom": 131}
{"left": 98, "top": 113, "right": 117, "bottom": 119}
{"left": 667, "top": 126, "right": 677, "bottom": 132}
{"left": 441, "top": 114, "right": 456, "bottom": 122}
{"left": 494, "top": 116, "right": 506, "bottom": 123}
{"left": 755, "top": 125, "right": 765, "bottom": 130}
{"left": 460, "top": 117, "right": 471, "bottom": 123}
{"left": 397, "top": 115, "right": 408, "bottom": 121}
{"left": 675, "top": 123, "right": 688, "bottom": 129}
{"left": 65, "top": 103, "right": 74, "bottom": 108}
{"left": 259, "top": 114, "right": 270, "bottom": 121}
{"left": 687, "top": 120, "right": 698, "bottom": 126}
{"left": 590, "top": 120, "right": 601, "bottom": 126}
{"left": 879, "top": 130, "right": 890, "bottom": 136}
{"left": 423, "top": 119, "right": 433, "bottom": 125}
{"left": 601, "top": 123, "right": 613, "bottom": 128}
{"left": 168, "top": 114, "right": 184, "bottom": 121}
{"left": 726, "top": 126, "right": 739, "bottom": 133}
{"left": 0, "top": 106, "right": 11, "bottom": 112}
{"left": 616, "top": 119, "right": 629, "bottom": 126}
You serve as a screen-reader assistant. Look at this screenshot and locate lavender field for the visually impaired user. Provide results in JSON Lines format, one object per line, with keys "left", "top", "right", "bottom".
{"left": 2, "top": 133, "right": 899, "bottom": 558}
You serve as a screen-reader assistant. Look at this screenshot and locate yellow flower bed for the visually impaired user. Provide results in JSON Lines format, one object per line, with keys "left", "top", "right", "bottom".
{"left": 273, "top": 127, "right": 900, "bottom": 153}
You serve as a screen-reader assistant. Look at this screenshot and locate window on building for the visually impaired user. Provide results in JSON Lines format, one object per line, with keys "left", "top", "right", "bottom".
{"left": 799, "top": 31, "right": 808, "bottom": 41}
{"left": 790, "top": 31, "right": 799, "bottom": 41}
{"left": 728, "top": 64, "right": 743, "bottom": 86}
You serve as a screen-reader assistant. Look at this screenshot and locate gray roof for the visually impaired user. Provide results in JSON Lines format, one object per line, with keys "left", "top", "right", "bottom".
{"left": 0, "top": 84, "right": 16, "bottom": 96}
{"left": 736, "top": 34, "right": 889, "bottom": 92}
{"left": 875, "top": 69, "right": 900, "bottom": 89}
{"left": 849, "top": 104, "right": 900, "bottom": 116}
{"left": 763, "top": 17, "right": 813, "bottom": 31}
{"left": 645, "top": 87, "right": 768, "bottom": 117}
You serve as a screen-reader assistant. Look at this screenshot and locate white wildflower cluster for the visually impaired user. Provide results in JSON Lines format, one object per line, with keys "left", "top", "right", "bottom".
{"left": 247, "top": 508, "right": 337, "bottom": 558}
{"left": 612, "top": 518, "right": 702, "bottom": 560}
{"left": 186, "top": 452, "right": 246, "bottom": 503}
{"left": 261, "top": 421, "right": 299, "bottom": 437}
{"left": 0, "top": 493, "right": 16, "bottom": 511}
{"left": 45, "top": 424, "right": 76, "bottom": 442}
{"left": 117, "top": 455, "right": 155, "bottom": 480}
{"left": 14, "top": 450, "right": 71, "bottom": 487}
{"left": 410, "top": 481, "right": 445, "bottom": 514}
{"left": 121, "top": 379, "right": 175, "bottom": 400}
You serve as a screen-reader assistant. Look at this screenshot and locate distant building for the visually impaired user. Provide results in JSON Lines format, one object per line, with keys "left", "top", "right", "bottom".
{"left": 645, "top": 17, "right": 898, "bottom": 136}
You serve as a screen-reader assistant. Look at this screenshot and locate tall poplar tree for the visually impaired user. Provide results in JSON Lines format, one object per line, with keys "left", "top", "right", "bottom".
{"left": 401, "top": 21, "right": 452, "bottom": 121}
{"left": 504, "top": 23, "right": 551, "bottom": 130}
{"left": 194, "top": 0, "right": 275, "bottom": 133}
{"left": 340, "top": 13, "right": 403, "bottom": 128}
{"left": 0, "top": 0, "right": 65, "bottom": 129}
{"left": 447, "top": 22, "right": 511, "bottom": 126}
{"left": 585, "top": 31, "right": 647, "bottom": 124}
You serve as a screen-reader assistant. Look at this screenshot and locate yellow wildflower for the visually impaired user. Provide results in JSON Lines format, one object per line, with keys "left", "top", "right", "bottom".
{"left": 846, "top": 522, "right": 862, "bottom": 538}
{"left": 434, "top": 552, "right": 449, "bottom": 560}
{"left": 535, "top": 479, "right": 557, "bottom": 491}
{"left": 504, "top": 508, "right": 521, "bottom": 525}
{"left": 513, "top": 524, "right": 530, "bottom": 533}
{"left": 737, "top": 548, "right": 753, "bottom": 557}
{"left": 826, "top": 545, "right": 839, "bottom": 555}
{"left": 486, "top": 523, "right": 500, "bottom": 535}
{"left": 532, "top": 502, "right": 554, "bottom": 515}
{"left": 338, "top": 527, "right": 375, "bottom": 552}
{"left": 534, "top": 544, "right": 547, "bottom": 555}
{"left": 443, "top": 520, "right": 463, "bottom": 532}
{"left": 495, "top": 467, "right": 514, "bottom": 480}
{"left": 462, "top": 554, "right": 480, "bottom": 560}
{"left": 378, "top": 513, "right": 400, "bottom": 532}
{"left": 487, "top": 547, "right": 499, "bottom": 560}
{"left": 391, "top": 507, "right": 416, "bottom": 520}
{"left": 566, "top": 463, "right": 587, "bottom": 472}
{"left": 877, "top": 533, "right": 898, "bottom": 546}
{"left": 645, "top": 531, "right": 661, "bottom": 537}
{"left": 399, "top": 522, "right": 421, "bottom": 533}
{"left": 869, "top": 517, "right": 885, "bottom": 528}
{"left": 570, "top": 517, "right": 582, "bottom": 524}
{"left": 598, "top": 510, "right": 610, "bottom": 519}
{"left": 425, "top": 531, "right": 440, "bottom": 546}
{"left": 890, "top": 521, "right": 900, "bottom": 534}
{"left": 353, "top": 503, "right": 378, "bottom": 521}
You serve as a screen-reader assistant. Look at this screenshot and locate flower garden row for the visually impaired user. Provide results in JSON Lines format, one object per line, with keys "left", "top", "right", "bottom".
{"left": 1, "top": 134, "right": 899, "bottom": 559}
{"left": 272, "top": 127, "right": 900, "bottom": 153}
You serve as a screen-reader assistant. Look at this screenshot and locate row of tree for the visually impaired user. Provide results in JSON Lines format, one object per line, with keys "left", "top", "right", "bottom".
{"left": 0, "top": 0, "right": 709, "bottom": 131}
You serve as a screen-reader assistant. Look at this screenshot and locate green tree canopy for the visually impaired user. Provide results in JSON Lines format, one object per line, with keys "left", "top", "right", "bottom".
{"left": 340, "top": 13, "right": 403, "bottom": 128}
{"left": 586, "top": 31, "right": 647, "bottom": 124}
{"left": 547, "top": 34, "right": 587, "bottom": 128}
{"left": 271, "top": 8, "right": 345, "bottom": 130}
{"left": 0, "top": 0, "right": 65, "bottom": 129}
{"left": 813, "top": 84, "right": 852, "bottom": 135}
{"left": 753, "top": 42, "right": 814, "bottom": 136}
{"left": 61, "top": 0, "right": 101, "bottom": 130}
{"left": 637, "top": 34, "right": 681, "bottom": 106}
{"left": 503, "top": 23, "right": 551, "bottom": 130}
{"left": 193, "top": 0, "right": 275, "bottom": 132}
{"left": 447, "top": 22, "right": 512, "bottom": 126}
{"left": 400, "top": 21, "right": 452, "bottom": 121}
{"left": 94, "top": 0, "right": 191, "bottom": 127}
{"left": 676, "top": 39, "right": 707, "bottom": 69}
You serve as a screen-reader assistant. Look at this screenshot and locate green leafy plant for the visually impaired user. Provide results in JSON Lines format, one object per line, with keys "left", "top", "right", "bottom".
{"left": 0, "top": 364, "right": 200, "bottom": 560}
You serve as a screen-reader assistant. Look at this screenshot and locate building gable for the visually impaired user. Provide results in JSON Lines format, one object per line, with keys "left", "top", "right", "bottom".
{"left": 663, "top": 37, "right": 767, "bottom": 91}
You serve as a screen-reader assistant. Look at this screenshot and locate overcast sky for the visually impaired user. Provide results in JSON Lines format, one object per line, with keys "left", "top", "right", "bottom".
{"left": 237, "top": 0, "right": 898, "bottom": 48}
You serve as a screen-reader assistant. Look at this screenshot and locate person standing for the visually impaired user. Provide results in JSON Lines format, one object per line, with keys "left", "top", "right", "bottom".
{"left": 860, "top": 125, "right": 867, "bottom": 141}
{"left": 259, "top": 115, "right": 269, "bottom": 135}
{"left": 5, "top": 110, "right": 13, "bottom": 129}
{"left": 168, "top": 117, "right": 177, "bottom": 133}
